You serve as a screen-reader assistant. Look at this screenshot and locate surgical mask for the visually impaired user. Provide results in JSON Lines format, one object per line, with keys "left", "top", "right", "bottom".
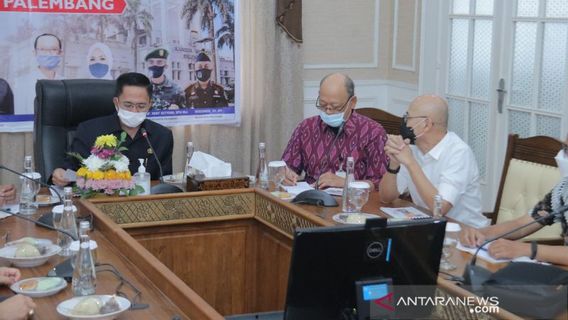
{"left": 196, "top": 68, "right": 211, "bottom": 82}
{"left": 555, "top": 149, "right": 568, "bottom": 178}
{"left": 117, "top": 107, "right": 146, "bottom": 128}
{"left": 36, "top": 55, "right": 61, "bottom": 70}
{"left": 319, "top": 111, "right": 345, "bottom": 128}
{"left": 148, "top": 66, "right": 165, "bottom": 78}
{"left": 89, "top": 63, "right": 109, "bottom": 78}
{"left": 400, "top": 118, "right": 426, "bottom": 144}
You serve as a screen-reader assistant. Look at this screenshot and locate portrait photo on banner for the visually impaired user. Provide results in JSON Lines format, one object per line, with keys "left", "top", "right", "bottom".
{"left": 0, "top": 0, "right": 240, "bottom": 132}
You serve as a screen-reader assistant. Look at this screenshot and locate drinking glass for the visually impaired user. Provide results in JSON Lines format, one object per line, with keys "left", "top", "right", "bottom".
{"left": 268, "top": 161, "right": 287, "bottom": 191}
{"left": 347, "top": 181, "right": 370, "bottom": 213}
{"left": 19, "top": 172, "right": 41, "bottom": 215}
{"left": 439, "top": 222, "right": 461, "bottom": 271}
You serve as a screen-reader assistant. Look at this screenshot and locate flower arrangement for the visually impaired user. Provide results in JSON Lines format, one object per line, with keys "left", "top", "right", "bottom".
{"left": 70, "top": 132, "right": 142, "bottom": 197}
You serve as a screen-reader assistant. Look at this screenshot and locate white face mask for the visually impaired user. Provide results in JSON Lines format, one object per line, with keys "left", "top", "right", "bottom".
{"left": 555, "top": 150, "right": 568, "bottom": 178}
{"left": 117, "top": 107, "right": 146, "bottom": 128}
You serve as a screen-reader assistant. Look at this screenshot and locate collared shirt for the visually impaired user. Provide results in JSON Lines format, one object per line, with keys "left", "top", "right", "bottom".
{"left": 282, "top": 112, "right": 388, "bottom": 190}
{"left": 151, "top": 77, "right": 186, "bottom": 110}
{"left": 62, "top": 114, "right": 173, "bottom": 180}
{"left": 396, "top": 132, "right": 489, "bottom": 228}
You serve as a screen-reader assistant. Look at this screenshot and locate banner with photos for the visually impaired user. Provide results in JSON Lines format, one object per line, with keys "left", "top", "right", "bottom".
{"left": 0, "top": 0, "right": 239, "bottom": 132}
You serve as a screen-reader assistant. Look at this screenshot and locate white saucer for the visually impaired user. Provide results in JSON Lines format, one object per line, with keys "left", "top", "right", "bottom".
{"left": 332, "top": 212, "right": 379, "bottom": 225}
{"left": 11, "top": 277, "right": 67, "bottom": 297}
{"left": 57, "top": 295, "right": 131, "bottom": 319}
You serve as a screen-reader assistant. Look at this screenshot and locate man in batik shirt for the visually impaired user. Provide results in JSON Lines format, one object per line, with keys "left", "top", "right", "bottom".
{"left": 281, "top": 73, "right": 388, "bottom": 191}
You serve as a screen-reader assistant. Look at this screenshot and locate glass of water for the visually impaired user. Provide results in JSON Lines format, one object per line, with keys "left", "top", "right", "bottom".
{"left": 19, "top": 172, "right": 41, "bottom": 215}
{"left": 439, "top": 222, "right": 461, "bottom": 271}
{"left": 348, "top": 181, "right": 370, "bottom": 213}
{"left": 268, "top": 161, "right": 287, "bottom": 191}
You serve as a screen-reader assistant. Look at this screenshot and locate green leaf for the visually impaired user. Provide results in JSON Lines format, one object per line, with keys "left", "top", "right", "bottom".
{"left": 67, "top": 152, "right": 85, "bottom": 163}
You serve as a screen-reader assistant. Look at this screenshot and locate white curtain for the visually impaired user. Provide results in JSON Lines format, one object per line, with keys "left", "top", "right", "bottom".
{"left": 0, "top": 0, "right": 303, "bottom": 184}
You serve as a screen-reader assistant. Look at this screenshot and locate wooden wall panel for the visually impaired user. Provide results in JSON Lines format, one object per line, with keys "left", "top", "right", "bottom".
{"left": 254, "top": 226, "right": 293, "bottom": 312}
{"left": 130, "top": 221, "right": 253, "bottom": 316}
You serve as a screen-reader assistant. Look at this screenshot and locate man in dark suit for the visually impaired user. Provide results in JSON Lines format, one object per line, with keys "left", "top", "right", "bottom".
{"left": 51, "top": 72, "right": 173, "bottom": 185}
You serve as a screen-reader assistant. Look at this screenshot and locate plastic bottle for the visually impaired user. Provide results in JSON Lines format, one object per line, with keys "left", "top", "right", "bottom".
{"left": 134, "top": 158, "right": 151, "bottom": 195}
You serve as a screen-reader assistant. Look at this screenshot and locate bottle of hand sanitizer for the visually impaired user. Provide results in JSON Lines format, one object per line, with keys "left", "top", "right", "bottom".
{"left": 134, "top": 158, "right": 150, "bottom": 195}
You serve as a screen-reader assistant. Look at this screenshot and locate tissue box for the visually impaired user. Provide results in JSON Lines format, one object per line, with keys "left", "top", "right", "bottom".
{"left": 186, "top": 172, "right": 250, "bottom": 192}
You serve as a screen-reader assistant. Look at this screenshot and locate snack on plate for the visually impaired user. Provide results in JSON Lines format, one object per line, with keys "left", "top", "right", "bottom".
{"left": 36, "top": 195, "right": 51, "bottom": 203}
{"left": 14, "top": 244, "right": 41, "bottom": 258}
{"left": 72, "top": 297, "right": 102, "bottom": 315}
{"left": 100, "top": 295, "right": 121, "bottom": 314}
{"left": 18, "top": 279, "right": 38, "bottom": 291}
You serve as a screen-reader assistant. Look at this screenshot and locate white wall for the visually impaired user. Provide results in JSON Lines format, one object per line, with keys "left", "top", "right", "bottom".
{"left": 302, "top": 0, "right": 421, "bottom": 118}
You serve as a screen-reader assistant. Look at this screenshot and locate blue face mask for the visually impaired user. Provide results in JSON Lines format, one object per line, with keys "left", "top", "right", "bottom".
{"left": 36, "top": 55, "right": 61, "bottom": 70}
{"left": 89, "top": 63, "right": 109, "bottom": 78}
{"left": 319, "top": 111, "right": 345, "bottom": 128}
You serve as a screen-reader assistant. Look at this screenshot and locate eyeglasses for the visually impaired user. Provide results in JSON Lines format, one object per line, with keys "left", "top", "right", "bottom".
{"left": 402, "top": 112, "right": 429, "bottom": 122}
{"left": 96, "top": 263, "right": 148, "bottom": 310}
{"left": 562, "top": 143, "right": 568, "bottom": 157}
{"left": 315, "top": 96, "right": 353, "bottom": 113}
{"left": 120, "top": 102, "right": 150, "bottom": 112}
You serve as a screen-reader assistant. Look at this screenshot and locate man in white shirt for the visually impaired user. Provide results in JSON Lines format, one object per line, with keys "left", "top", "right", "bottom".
{"left": 379, "top": 95, "right": 489, "bottom": 228}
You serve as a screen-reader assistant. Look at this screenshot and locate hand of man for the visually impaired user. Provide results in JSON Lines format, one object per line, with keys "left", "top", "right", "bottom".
{"left": 385, "top": 135, "right": 414, "bottom": 166}
{"left": 0, "top": 184, "right": 16, "bottom": 206}
{"left": 282, "top": 167, "right": 298, "bottom": 186}
{"left": 315, "top": 172, "right": 345, "bottom": 189}
{"left": 0, "top": 267, "right": 20, "bottom": 286}
{"left": 0, "top": 294, "right": 36, "bottom": 320}
{"left": 488, "top": 239, "right": 531, "bottom": 260}
{"left": 459, "top": 226, "right": 486, "bottom": 248}
{"left": 52, "top": 168, "right": 69, "bottom": 187}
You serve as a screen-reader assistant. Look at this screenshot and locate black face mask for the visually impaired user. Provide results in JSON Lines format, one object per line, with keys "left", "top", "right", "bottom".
{"left": 196, "top": 68, "right": 211, "bottom": 82}
{"left": 400, "top": 118, "right": 417, "bottom": 144}
{"left": 148, "top": 66, "right": 165, "bottom": 78}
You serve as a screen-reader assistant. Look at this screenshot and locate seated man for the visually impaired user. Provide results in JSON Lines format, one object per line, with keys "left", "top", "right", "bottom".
{"left": 281, "top": 73, "right": 388, "bottom": 190}
{"left": 379, "top": 95, "right": 489, "bottom": 228}
{"left": 51, "top": 72, "right": 173, "bottom": 186}
{"left": 460, "top": 140, "right": 568, "bottom": 265}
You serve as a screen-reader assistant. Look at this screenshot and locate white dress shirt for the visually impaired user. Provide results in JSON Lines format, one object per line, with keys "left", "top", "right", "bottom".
{"left": 396, "top": 131, "right": 490, "bottom": 228}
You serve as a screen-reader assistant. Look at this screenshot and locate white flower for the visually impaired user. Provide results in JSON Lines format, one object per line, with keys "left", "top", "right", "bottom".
{"left": 112, "top": 156, "right": 130, "bottom": 172}
{"left": 83, "top": 155, "right": 106, "bottom": 171}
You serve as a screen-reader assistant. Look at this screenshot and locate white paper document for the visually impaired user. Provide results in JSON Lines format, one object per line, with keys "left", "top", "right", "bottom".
{"left": 282, "top": 182, "right": 343, "bottom": 196}
{"left": 282, "top": 182, "right": 313, "bottom": 195}
{"left": 381, "top": 207, "right": 430, "bottom": 220}
{"left": 455, "top": 242, "right": 544, "bottom": 265}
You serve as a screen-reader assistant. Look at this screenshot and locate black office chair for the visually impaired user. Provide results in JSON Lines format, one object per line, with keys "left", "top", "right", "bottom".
{"left": 34, "top": 79, "right": 117, "bottom": 183}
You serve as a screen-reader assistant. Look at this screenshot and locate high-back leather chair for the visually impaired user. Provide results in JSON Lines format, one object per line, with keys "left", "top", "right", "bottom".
{"left": 355, "top": 107, "right": 402, "bottom": 135}
{"left": 34, "top": 79, "right": 117, "bottom": 183}
{"left": 489, "top": 134, "right": 563, "bottom": 243}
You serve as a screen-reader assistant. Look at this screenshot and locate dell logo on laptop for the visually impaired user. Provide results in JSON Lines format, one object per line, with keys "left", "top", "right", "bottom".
{"left": 366, "top": 242, "right": 384, "bottom": 259}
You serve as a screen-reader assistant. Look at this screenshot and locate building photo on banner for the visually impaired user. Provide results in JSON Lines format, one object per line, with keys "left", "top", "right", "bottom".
{"left": 0, "top": 0, "right": 240, "bottom": 132}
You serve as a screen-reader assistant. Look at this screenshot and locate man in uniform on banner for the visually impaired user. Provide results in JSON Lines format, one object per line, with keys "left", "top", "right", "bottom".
{"left": 145, "top": 48, "right": 185, "bottom": 110}
{"left": 185, "top": 50, "right": 228, "bottom": 108}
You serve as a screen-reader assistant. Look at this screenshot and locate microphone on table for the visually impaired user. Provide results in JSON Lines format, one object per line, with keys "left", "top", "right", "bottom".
{"left": 0, "top": 207, "right": 77, "bottom": 281}
{"left": 462, "top": 205, "right": 568, "bottom": 292}
{"left": 0, "top": 164, "right": 62, "bottom": 227}
{"left": 140, "top": 128, "right": 183, "bottom": 194}
{"left": 292, "top": 123, "right": 345, "bottom": 207}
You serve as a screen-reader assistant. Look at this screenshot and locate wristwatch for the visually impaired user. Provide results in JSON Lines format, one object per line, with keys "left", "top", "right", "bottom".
{"left": 386, "top": 161, "right": 400, "bottom": 174}
{"left": 530, "top": 241, "right": 538, "bottom": 260}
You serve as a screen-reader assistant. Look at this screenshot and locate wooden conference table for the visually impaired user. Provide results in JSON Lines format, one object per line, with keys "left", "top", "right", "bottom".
{"left": 0, "top": 189, "right": 531, "bottom": 319}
